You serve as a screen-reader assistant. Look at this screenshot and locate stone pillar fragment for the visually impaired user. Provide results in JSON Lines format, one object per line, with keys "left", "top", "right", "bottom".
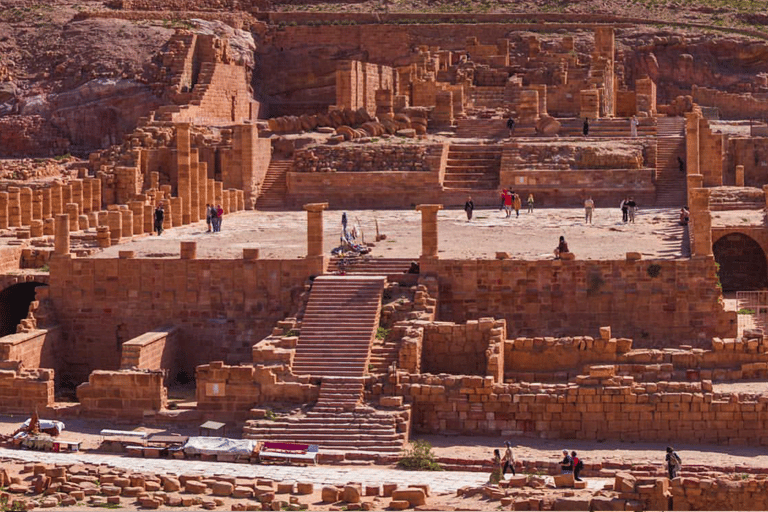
{"left": 107, "top": 208, "right": 122, "bottom": 244}
{"left": 32, "top": 189, "right": 43, "bottom": 221}
{"left": 43, "top": 218, "right": 54, "bottom": 236}
{"left": 190, "top": 152, "right": 200, "bottom": 222}
{"left": 180, "top": 241, "right": 197, "bottom": 260}
{"left": 66, "top": 203, "right": 79, "bottom": 232}
{"left": 90, "top": 178, "right": 102, "bottom": 212}
{"left": 54, "top": 214, "right": 70, "bottom": 255}
{"left": 304, "top": 202, "right": 329, "bottom": 259}
{"left": 144, "top": 204, "right": 154, "bottom": 233}
{"left": 415, "top": 204, "right": 443, "bottom": 259}
{"left": 171, "top": 196, "right": 182, "bottom": 227}
{"left": 19, "top": 187, "right": 32, "bottom": 226}
{"left": 176, "top": 123, "right": 192, "bottom": 225}
{"left": 736, "top": 165, "right": 745, "bottom": 187}
{"left": 7, "top": 187, "right": 20, "bottom": 227}
{"left": 42, "top": 187, "right": 51, "bottom": 220}
{"left": 690, "top": 188, "right": 712, "bottom": 257}
{"left": 198, "top": 162, "right": 208, "bottom": 219}
{"left": 129, "top": 201, "right": 144, "bottom": 235}
{"left": 119, "top": 208, "right": 133, "bottom": 239}
{"left": 50, "top": 183, "right": 63, "bottom": 216}
{"left": 0, "top": 192, "right": 9, "bottom": 230}
{"left": 71, "top": 179, "right": 83, "bottom": 211}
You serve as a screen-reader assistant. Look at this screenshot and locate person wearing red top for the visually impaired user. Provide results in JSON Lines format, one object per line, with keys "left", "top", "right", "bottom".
{"left": 503, "top": 190, "right": 513, "bottom": 218}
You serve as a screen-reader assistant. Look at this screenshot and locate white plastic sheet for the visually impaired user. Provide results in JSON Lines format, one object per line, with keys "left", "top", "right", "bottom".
{"left": 182, "top": 436, "right": 257, "bottom": 456}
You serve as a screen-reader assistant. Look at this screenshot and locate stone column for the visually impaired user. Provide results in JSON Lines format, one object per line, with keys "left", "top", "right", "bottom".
{"left": 735, "top": 165, "right": 745, "bottom": 187}
{"left": 54, "top": 214, "right": 70, "bottom": 256}
{"left": 50, "top": 182, "right": 63, "bottom": 216}
{"left": 42, "top": 187, "right": 51, "bottom": 220}
{"left": 690, "top": 188, "right": 712, "bottom": 257}
{"left": 66, "top": 203, "right": 79, "bottom": 232}
{"left": 163, "top": 200, "right": 172, "bottom": 230}
{"left": 180, "top": 241, "right": 197, "bottom": 260}
{"left": 171, "top": 196, "right": 182, "bottom": 227}
{"left": 97, "top": 226, "right": 111, "bottom": 248}
{"left": 304, "top": 203, "right": 328, "bottom": 275}
{"left": 82, "top": 179, "right": 92, "bottom": 214}
{"left": 129, "top": 201, "right": 144, "bottom": 235}
{"left": 19, "top": 187, "right": 32, "bottom": 226}
{"left": 62, "top": 183, "right": 72, "bottom": 208}
{"left": 7, "top": 187, "right": 20, "bottom": 227}
{"left": 236, "top": 190, "right": 244, "bottom": 211}
{"left": 30, "top": 220, "right": 43, "bottom": 238}
{"left": 176, "top": 123, "right": 192, "bottom": 225}
{"left": 198, "top": 162, "right": 208, "bottom": 218}
{"left": 415, "top": 204, "right": 443, "bottom": 259}
{"left": 107, "top": 208, "right": 122, "bottom": 244}
{"left": 214, "top": 181, "right": 223, "bottom": 207}
{"left": 144, "top": 204, "right": 154, "bottom": 233}
{"left": 71, "top": 179, "right": 83, "bottom": 211}
{"left": 685, "top": 112, "right": 700, "bottom": 177}
{"left": 687, "top": 173, "right": 703, "bottom": 210}
{"left": 119, "top": 207, "right": 133, "bottom": 239}
{"left": 43, "top": 218, "right": 55, "bottom": 236}
{"left": 78, "top": 215, "right": 89, "bottom": 231}
{"left": 32, "top": 189, "right": 43, "bottom": 221}
{"left": 207, "top": 178, "right": 215, "bottom": 208}
{"left": 190, "top": 151, "right": 200, "bottom": 222}
{"left": 0, "top": 192, "right": 9, "bottom": 230}
{"left": 150, "top": 171, "right": 160, "bottom": 191}
{"left": 89, "top": 178, "right": 102, "bottom": 212}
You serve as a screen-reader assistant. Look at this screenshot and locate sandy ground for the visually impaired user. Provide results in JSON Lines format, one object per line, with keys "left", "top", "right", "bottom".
{"left": 89, "top": 207, "right": 686, "bottom": 261}
{"left": 711, "top": 209, "right": 766, "bottom": 227}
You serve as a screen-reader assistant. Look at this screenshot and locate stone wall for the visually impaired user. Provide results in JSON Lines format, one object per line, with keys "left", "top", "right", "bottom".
{"left": 423, "top": 257, "right": 735, "bottom": 346}
{"left": 111, "top": 0, "right": 247, "bottom": 9}
{"left": 293, "top": 143, "right": 444, "bottom": 174}
{"left": 77, "top": 369, "right": 166, "bottom": 419}
{"left": 0, "top": 247, "right": 23, "bottom": 273}
{"left": 196, "top": 361, "right": 318, "bottom": 421}
{"left": 47, "top": 255, "right": 310, "bottom": 383}
{"left": 400, "top": 370, "right": 768, "bottom": 445}
{"left": 0, "top": 116, "right": 69, "bottom": 158}
{"left": 693, "top": 86, "right": 768, "bottom": 120}
{"left": 0, "top": 361, "right": 54, "bottom": 414}
{"left": 120, "top": 326, "right": 180, "bottom": 381}
{"left": 0, "top": 328, "right": 61, "bottom": 372}
{"left": 728, "top": 137, "right": 768, "bottom": 187}
{"left": 421, "top": 319, "right": 505, "bottom": 376}
{"left": 698, "top": 118, "right": 724, "bottom": 187}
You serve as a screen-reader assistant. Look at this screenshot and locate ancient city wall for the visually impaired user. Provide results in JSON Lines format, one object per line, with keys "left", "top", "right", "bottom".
{"left": 47, "top": 255, "right": 310, "bottom": 383}
{"left": 400, "top": 371, "right": 768, "bottom": 446}
{"left": 76, "top": 369, "right": 167, "bottom": 419}
{"left": 0, "top": 328, "right": 61, "bottom": 372}
{"left": 424, "top": 257, "right": 735, "bottom": 346}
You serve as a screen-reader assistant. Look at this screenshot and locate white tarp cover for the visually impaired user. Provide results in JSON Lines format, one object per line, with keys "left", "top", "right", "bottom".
{"left": 183, "top": 437, "right": 257, "bottom": 456}
{"left": 22, "top": 419, "right": 65, "bottom": 434}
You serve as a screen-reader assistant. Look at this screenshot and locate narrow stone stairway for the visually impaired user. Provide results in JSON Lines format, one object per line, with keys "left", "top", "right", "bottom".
{"left": 442, "top": 144, "right": 501, "bottom": 190}
{"left": 291, "top": 275, "right": 385, "bottom": 378}
{"left": 255, "top": 159, "right": 290, "bottom": 210}
{"left": 655, "top": 117, "right": 687, "bottom": 207}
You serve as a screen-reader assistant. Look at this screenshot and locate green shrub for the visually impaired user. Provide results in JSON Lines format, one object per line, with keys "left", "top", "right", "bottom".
{"left": 398, "top": 439, "right": 442, "bottom": 471}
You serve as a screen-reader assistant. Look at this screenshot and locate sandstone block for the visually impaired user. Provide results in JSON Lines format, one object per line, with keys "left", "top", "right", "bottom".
{"left": 614, "top": 472, "right": 636, "bottom": 493}
{"left": 553, "top": 474, "right": 574, "bottom": 488}
{"left": 389, "top": 500, "right": 410, "bottom": 510}
{"left": 122, "top": 486, "right": 143, "bottom": 497}
{"left": 212, "top": 482, "right": 234, "bottom": 496}
{"left": 391, "top": 489, "right": 426, "bottom": 506}
{"left": 101, "top": 485, "right": 121, "bottom": 496}
{"left": 233, "top": 486, "right": 254, "bottom": 499}
{"left": 506, "top": 475, "right": 527, "bottom": 488}
{"left": 296, "top": 483, "right": 313, "bottom": 495}
{"left": 163, "top": 477, "right": 181, "bottom": 492}
{"left": 342, "top": 485, "right": 361, "bottom": 503}
{"left": 185, "top": 481, "right": 207, "bottom": 494}
{"left": 276, "top": 482, "right": 294, "bottom": 494}
{"left": 382, "top": 483, "right": 398, "bottom": 497}
{"left": 321, "top": 486, "right": 340, "bottom": 503}
{"left": 589, "top": 365, "right": 616, "bottom": 378}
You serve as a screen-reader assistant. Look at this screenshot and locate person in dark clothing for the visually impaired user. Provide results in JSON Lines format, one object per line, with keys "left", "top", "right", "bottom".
{"left": 626, "top": 197, "right": 637, "bottom": 223}
{"left": 506, "top": 117, "right": 516, "bottom": 137}
{"left": 554, "top": 236, "right": 569, "bottom": 259}
{"left": 407, "top": 261, "right": 420, "bottom": 274}
{"left": 571, "top": 451, "right": 583, "bottom": 481}
{"left": 464, "top": 196, "right": 474, "bottom": 221}
{"left": 677, "top": 156, "right": 685, "bottom": 173}
{"left": 583, "top": 118, "right": 589, "bottom": 136}
{"left": 154, "top": 204, "right": 164, "bottom": 236}
{"left": 342, "top": 212, "right": 348, "bottom": 232}
{"left": 620, "top": 197, "right": 629, "bottom": 223}
{"left": 502, "top": 441, "right": 515, "bottom": 476}
{"left": 666, "top": 446, "right": 682, "bottom": 479}
{"left": 560, "top": 449, "right": 573, "bottom": 474}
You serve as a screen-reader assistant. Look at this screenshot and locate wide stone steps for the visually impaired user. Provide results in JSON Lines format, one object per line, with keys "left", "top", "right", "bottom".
{"left": 292, "top": 275, "right": 385, "bottom": 378}
{"left": 655, "top": 134, "right": 686, "bottom": 207}
{"left": 443, "top": 144, "right": 501, "bottom": 191}
{"left": 256, "top": 159, "right": 290, "bottom": 210}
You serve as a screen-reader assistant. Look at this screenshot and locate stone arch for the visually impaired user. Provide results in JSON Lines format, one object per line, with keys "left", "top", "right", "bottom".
{"left": 0, "top": 282, "right": 48, "bottom": 336}
{"left": 713, "top": 233, "right": 768, "bottom": 292}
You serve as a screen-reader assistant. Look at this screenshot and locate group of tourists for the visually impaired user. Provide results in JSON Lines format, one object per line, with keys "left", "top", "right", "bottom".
{"left": 152, "top": 203, "right": 224, "bottom": 235}
{"left": 488, "top": 444, "right": 684, "bottom": 485}
{"left": 619, "top": 197, "right": 638, "bottom": 223}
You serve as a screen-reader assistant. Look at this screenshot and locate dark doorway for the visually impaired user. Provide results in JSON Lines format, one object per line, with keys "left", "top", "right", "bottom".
{"left": 713, "top": 234, "right": 768, "bottom": 292}
{"left": 0, "top": 282, "right": 47, "bottom": 336}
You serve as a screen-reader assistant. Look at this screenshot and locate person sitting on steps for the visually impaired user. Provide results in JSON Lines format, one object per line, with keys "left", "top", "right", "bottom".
{"left": 554, "top": 236, "right": 569, "bottom": 259}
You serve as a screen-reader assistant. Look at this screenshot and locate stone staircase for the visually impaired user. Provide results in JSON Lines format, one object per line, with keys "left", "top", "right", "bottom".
{"left": 255, "top": 159, "right": 290, "bottom": 210}
{"left": 327, "top": 257, "right": 415, "bottom": 281}
{"left": 442, "top": 144, "right": 501, "bottom": 191}
{"left": 369, "top": 337, "right": 399, "bottom": 375}
{"left": 455, "top": 118, "right": 537, "bottom": 139}
{"left": 655, "top": 117, "right": 687, "bottom": 207}
{"left": 558, "top": 117, "right": 657, "bottom": 137}
{"left": 471, "top": 86, "right": 505, "bottom": 108}
{"left": 291, "top": 275, "right": 385, "bottom": 378}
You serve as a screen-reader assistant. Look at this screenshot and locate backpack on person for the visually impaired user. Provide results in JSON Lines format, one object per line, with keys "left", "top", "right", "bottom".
{"left": 575, "top": 458, "right": 584, "bottom": 471}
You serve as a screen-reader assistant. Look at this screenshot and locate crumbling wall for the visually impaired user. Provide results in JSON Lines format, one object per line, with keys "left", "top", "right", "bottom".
{"left": 0, "top": 328, "right": 61, "bottom": 371}
{"left": 120, "top": 326, "right": 180, "bottom": 383}
{"left": 0, "top": 247, "right": 23, "bottom": 272}
{"left": 728, "top": 137, "right": 768, "bottom": 187}
{"left": 77, "top": 369, "right": 166, "bottom": 419}
{"left": 0, "top": 361, "right": 54, "bottom": 414}
{"left": 426, "top": 257, "right": 735, "bottom": 346}
{"left": 693, "top": 86, "right": 768, "bottom": 120}
{"left": 420, "top": 319, "right": 504, "bottom": 376}
{"left": 0, "top": 116, "right": 69, "bottom": 158}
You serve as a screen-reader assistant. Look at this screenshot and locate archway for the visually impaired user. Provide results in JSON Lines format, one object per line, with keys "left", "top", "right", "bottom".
{"left": 713, "top": 233, "right": 768, "bottom": 292}
{"left": 0, "top": 282, "right": 47, "bottom": 336}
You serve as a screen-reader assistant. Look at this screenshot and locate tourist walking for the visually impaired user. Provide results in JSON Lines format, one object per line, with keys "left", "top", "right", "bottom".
{"left": 679, "top": 206, "right": 690, "bottom": 226}
{"left": 342, "top": 212, "right": 348, "bottom": 232}
{"left": 154, "top": 203, "right": 164, "bottom": 236}
{"left": 513, "top": 191, "right": 522, "bottom": 218}
{"left": 502, "top": 441, "right": 515, "bottom": 476}
{"left": 620, "top": 197, "right": 629, "bottom": 223}
{"left": 503, "top": 190, "right": 513, "bottom": 218}
{"left": 527, "top": 193, "right": 534, "bottom": 213}
{"left": 464, "top": 196, "right": 474, "bottom": 221}
{"left": 583, "top": 118, "right": 589, "bottom": 137}
{"left": 506, "top": 116, "right": 516, "bottom": 137}
{"left": 489, "top": 449, "right": 504, "bottom": 484}
{"left": 584, "top": 197, "right": 594, "bottom": 224}
{"left": 665, "top": 447, "right": 682, "bottom": 479}
{"left": 677, "top": 156, "right": 685, "bottom": 173}
{"left": 205, "top": 204, "right": 213, "bottom": 232}
{"left": 554, "top": 236, "right": 569, "bottom": 259}
{"left": 571, "top": 451, "right": 584, "bottom": 481}
{"left": 216, "top": 204, "right": 224, "bottom": 232}
{"left": 627, "top": 197, "right": 637, "bottom": 223}
{"left": 630, "top": 115, "right": 638, "bottom": 137}
{"left": 560, "top": 449, "right": 573, "bottom": 474}
{"left": 499, "top": 188, "right": 507, "bottom": 211}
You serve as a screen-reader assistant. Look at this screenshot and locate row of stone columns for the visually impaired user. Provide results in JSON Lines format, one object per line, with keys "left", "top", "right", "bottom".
{"left": 0, "top": 179, "right": 101, "bottom": 231}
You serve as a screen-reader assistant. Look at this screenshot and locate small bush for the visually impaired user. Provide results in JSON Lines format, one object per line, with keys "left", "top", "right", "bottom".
{"left": 398, "top": 439, "right": 442, "bottom": 471}
{"left": 738, "top": 308, "right": 756, "bottom": 315}
{"left": 647, "top": 263, "right": 662, "bottom": 278}
{"left": 376, "top": 326, "right": 390, "bottom": 340}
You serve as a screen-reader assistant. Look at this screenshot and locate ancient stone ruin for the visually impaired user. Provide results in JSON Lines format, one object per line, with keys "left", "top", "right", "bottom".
{"left": 2, "top": 0, "right": 768, "bottom": 510}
